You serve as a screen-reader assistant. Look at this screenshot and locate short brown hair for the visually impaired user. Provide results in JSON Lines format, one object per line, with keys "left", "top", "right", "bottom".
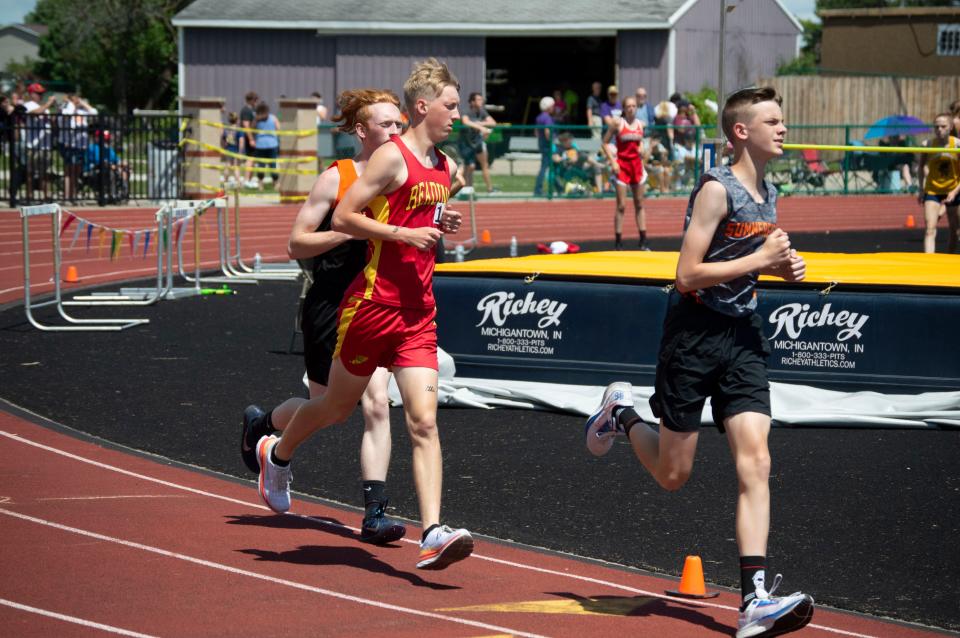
{"left": 721, "top": 87, "right": 782, "bottom": 140}
{"left": 403, "top": 58, "right": 459, "bottom": 112}
{"left": 332, "top": 89, "right": 401, "bottom": 134}
{"left": 245, "top": 91, "right": 259, "bottom": 103}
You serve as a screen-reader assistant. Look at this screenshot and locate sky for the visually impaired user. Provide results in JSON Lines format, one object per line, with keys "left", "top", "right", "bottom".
{"left": 0, "top": 0, "right": 37, "bottom": 25}
{"left": 778, "top": 0, "right": 819, "bottom": 22}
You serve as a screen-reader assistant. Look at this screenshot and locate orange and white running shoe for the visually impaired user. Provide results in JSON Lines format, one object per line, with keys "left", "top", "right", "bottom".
{"left": 416, "top": 525, "right": 474, "bottom": 570}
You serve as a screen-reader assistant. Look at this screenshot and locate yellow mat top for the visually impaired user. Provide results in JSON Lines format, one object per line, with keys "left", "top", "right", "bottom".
{"left": 437, "top": 251, "right": 960, "bottom": 289}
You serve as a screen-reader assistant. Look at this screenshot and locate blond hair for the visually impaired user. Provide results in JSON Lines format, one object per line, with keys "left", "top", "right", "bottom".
{"left": 331, "top": 88, "right": 401, "bottom": 134}
{"left": 402, "top": 58, "right": 460, "bottom": 112}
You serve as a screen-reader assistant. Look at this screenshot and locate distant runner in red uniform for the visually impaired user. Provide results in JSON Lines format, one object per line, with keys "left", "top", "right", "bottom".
{"left": 602, "top": 95, "right": 649, "bottom": 250}
{"left": 255, "top": 58, "right": 474, "bottom": 571}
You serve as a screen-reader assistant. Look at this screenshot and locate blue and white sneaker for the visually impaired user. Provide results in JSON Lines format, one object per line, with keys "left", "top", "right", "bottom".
{"left": 584, "top": 381, "right": 634, "bottom": 456}
{"left": 736, "top": 575, "right": 814, "bottom": 638}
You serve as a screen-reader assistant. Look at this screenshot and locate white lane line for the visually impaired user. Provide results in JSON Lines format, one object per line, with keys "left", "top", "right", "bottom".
{"left": 0, "top": 429, "right": 877, "bottom": 638}
{"left": 0, "top": 597, "right": 158, "bottom": 638}
{"left": 38, "top": 494, "right": 189, "bottom": 501}
{"left": 0, "top": 508, "right": 548, "bottom": 638}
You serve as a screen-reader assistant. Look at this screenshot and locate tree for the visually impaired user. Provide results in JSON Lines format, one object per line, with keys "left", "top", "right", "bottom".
{"left": 27, "top": 0, "right": 190, "bottom": 113}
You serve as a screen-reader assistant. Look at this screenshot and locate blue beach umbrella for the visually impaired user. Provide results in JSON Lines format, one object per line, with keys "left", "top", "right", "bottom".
{"left": 863, "top": 115, "right": 928, "bottom": 140}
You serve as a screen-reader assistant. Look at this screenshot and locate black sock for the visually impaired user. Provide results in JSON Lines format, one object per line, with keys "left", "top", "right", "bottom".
{"left": 639, "top": 230, "right": 648, "bottom": 244}
{"left": 421, "top": 523, "right": 440, "bottom": 542}
{"left": 740, "top": 556, "right": 767, "bottom": 609}
{"left": 613, "top": 406, "right": 642, "bottom": 436}
{"left": 615, "top": 232, "right": 622, "bottom": 245}
{"left": 245, "top": 409, "right": 276, "bottom": 449}
{"left": 269, "top": 445, "right": 290, "bottom": 467}
{"left": 363, "top": 480, "right": 386, "bottom": 517}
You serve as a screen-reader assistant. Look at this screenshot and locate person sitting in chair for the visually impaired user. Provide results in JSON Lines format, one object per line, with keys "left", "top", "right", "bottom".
{"left": 552, "top": 131, "right": 603, "bottom": 195}
{"left": 85, "top": 130, "right": 129, "bottom": 204}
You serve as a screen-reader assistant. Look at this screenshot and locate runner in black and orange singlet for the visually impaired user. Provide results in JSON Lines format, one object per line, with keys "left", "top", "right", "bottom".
{"left": 254, "top": 59, "right": 474, "bottom": 571}
{"left": 601, "top": 95, "right": 650, "bottom": 250}
{"left": 239, "top": 90, "right": 410, "bottom": 546}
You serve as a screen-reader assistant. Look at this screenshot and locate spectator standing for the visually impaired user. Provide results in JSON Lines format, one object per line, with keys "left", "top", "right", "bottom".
{"left": 551, "top": 89, "right": 568, "bottom": 123}
{"left": 458, "top": 92, "right": 497, "bottom": 193}
{"left": 562, "top": 84, "right": 579, "bottom": 126}
{"left": 253, "top": 102, "right": 280, "bottom": 190}
{"left": 634, "top": 87, "right": 657, "bottom": 129}
{"left": 240, "top": 90, "right": 259, "bottom": 188}
{"left": 586, "top": 81, "right": 603, "bottom": 139}
{"left": 534, "top": 96, "right": 555, "bottom": 197}
{"left": 599, "top": 85, "right": 622, "bottom": 132}
{"left": 23, "top": 83, "right": 56, "bottom": 199}
{"left": 221, "top": 112, "right": 243, "bottom": 189}
{"left": 59, "top": 93, "right": 97, "bottom": 203}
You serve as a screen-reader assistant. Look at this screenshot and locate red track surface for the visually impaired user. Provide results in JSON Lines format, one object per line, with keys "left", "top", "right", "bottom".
{"left": 0, "top": 194, "right": 934, "bottom": 305}
{"left": 0, "top": 407, "right": 943, "bottom": 637}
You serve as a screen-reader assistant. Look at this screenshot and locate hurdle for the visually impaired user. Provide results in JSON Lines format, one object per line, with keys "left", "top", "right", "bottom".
{"left": 173, "top": 198, "right": 259, "bottom": 287}
{"left": 65, "top": 204, "right": 171, "bottom": 306}
{"left": 215, "top": 191, "right": 299, "bottom": 281}
{"left": 16, "top": 203, "right": 148, "bottom": 331}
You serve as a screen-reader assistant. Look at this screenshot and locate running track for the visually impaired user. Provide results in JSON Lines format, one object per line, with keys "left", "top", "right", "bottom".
{"left": 0, "top": 194, "right": 940, "bottom": 305}
{"left": 0, "top": 405, "right": 943, "bottom": 638}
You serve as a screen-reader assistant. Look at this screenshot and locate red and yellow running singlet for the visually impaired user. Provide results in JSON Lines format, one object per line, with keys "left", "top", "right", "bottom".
{"left": 343, "top": 135, "right": 450, "bottom": 309}
{"left": 615, "top": 118, "right": 644, "bottom": 163}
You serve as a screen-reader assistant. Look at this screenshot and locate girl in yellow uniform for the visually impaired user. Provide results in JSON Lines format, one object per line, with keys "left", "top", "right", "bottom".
{"left": 919, "top": 113, "right": 960, "bottom": 253}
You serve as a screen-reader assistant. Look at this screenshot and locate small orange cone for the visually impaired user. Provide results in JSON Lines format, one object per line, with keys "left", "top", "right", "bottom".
{"left": 665, "top": 555, "right": 719, "bottom": 599}
{"left": 904, "top": 214, "right": 916, "bottom": 229}
{"left": 64, "top": 265, "right": 79, "bottom": 283}
{"left": 480, "top": 229, "right": 492, "bottom": 245}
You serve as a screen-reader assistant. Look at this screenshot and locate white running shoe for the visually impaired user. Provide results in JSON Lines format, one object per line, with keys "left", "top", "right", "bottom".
{"left": 736, "top": 575, "right": 814, "bottom": 638}
{"left": 416, "top": 525, "right": 474, "bottom": 570}
{"left": 257, "top": 435, "right": 292, "bottom": 513}
{"left": 584, "top": 381, "right": 634, "bottom": 456}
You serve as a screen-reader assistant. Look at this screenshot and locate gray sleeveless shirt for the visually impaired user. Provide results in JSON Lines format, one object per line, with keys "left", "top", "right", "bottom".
{"left": 682, "top": 165, "right": 778, "bottom": 317}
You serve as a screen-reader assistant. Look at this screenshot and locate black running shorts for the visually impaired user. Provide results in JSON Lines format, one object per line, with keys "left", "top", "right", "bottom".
{"left": 649, "top": 296, "right": 771, "bottom": 433}
{"left": 301, "top": 291, "right": 340, "bottom": 386}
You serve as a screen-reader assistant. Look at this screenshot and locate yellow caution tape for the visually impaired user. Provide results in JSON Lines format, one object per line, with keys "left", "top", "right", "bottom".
{"left": 784, "top": 143, "right": 960, "bottom": 154}
{"left": 196, "top": 119, "right": 317, "bottom": 137}
{"left": 180, "top": 138, "right": 315, "bottom": 164}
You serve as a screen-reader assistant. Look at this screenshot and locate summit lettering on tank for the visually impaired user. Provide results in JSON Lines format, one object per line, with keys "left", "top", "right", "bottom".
{"left": 406, "top": 181, "right": 450, "bottom": 211}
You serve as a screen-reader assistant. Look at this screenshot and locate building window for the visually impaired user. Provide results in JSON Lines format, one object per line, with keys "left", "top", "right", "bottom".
{"left": 938, "top": 24, "right": 960, "bottom": 56}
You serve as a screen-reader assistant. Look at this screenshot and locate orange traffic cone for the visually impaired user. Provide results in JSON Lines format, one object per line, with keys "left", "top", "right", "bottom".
{"left": 904, "top": 214, "right": 916, "bottom": 229}
{"left": 64, "top": 265, "right": 79, "bottom": 283}
{"left": 480, "top": 229, "right": 492, "bottom": 245}
{"left": 665, "top": 555, "right": 719, "bottom": 599}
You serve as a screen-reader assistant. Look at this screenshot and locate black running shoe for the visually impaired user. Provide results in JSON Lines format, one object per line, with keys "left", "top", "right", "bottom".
{"left": 360, "top": 499, "right": 407, "bottom": 545}
{"left": 240, "top": 405, "right": 266, "bottom": 473}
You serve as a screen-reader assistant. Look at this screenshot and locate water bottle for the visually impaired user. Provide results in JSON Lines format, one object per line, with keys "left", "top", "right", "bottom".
{"left": 253, "top": 252, "right": 262, "bottom": 272}
{"left": 454, "top": 244, "right": 465, "bottom": 262}
{"left": 509, "top": 236, "right": 518, "bottom": 258}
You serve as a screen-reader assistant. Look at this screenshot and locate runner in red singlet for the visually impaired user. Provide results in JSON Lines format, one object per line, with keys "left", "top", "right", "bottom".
{"left": 254, "top": 58, "right": 474, "bottom": 571}
{"left": 240, "top": 90, "right": 410, "bottom": 546}
{"left": 602, "top": 95, "right": 650, "bottom": 250}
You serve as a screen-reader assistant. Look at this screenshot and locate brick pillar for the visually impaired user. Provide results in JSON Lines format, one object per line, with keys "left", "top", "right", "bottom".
{"left": 277, "top": 98, "right": 318, "bottom": 205}
{"left": 181, "top": 97, "right": 225, "bottom": 200}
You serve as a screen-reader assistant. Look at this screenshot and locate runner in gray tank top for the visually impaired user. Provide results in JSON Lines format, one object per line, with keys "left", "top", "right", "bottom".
{"left": 683, "top": 164, "right": 778, "bottom": 317}
{"left": 584, "top": 87, "right": 816, "bottom": 638}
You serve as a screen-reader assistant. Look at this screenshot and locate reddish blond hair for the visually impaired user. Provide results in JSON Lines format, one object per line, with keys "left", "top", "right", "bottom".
{"left": 331, "top": 89, "right": 402, "bottom": 134}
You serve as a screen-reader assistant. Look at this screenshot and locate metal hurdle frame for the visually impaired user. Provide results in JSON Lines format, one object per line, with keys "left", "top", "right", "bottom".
{"left": 226, "top": 191, "right": 300, "bottom": 279}
{"left": 16, "top": 203, "right": 148, "bottom": 331}
{"left": 65, "top": 204, "right": 171, "bottom": 306}
{"left": 172, "top": 197, "right": 259, "bottom": 287}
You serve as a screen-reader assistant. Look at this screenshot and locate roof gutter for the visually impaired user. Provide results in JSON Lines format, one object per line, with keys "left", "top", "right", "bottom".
{"left": 170, "top": 18, "right": 669, "bottom": 35}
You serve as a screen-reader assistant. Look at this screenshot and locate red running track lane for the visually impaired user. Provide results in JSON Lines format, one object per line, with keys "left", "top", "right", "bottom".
{"left": 0, "top": 195, "right": 935, "bottom": 305}
{"left": 0, "top": 407, "right": 943, "bottom": 638}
